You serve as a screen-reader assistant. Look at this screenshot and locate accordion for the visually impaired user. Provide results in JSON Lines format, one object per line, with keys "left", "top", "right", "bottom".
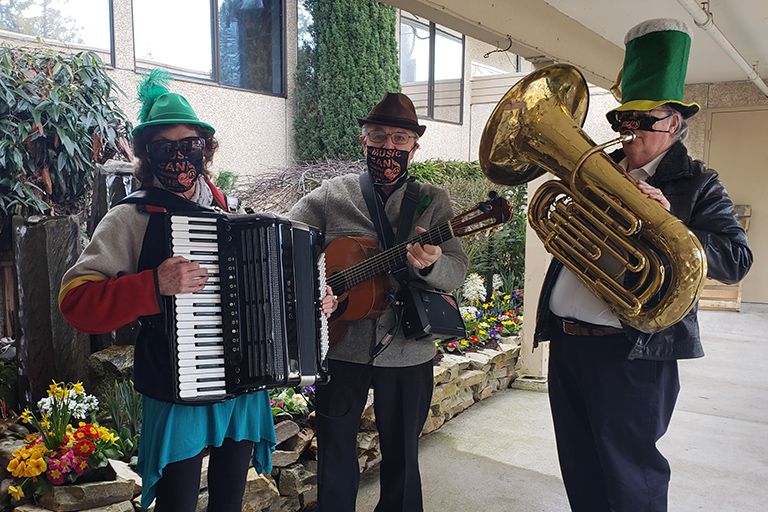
{"left": 167, "top": 211, "right": 329, "bottom": 404}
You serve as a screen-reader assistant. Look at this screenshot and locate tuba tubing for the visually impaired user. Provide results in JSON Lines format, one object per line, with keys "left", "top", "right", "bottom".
{"left": 479, "top": 64, "right": 707, "bottom": 333}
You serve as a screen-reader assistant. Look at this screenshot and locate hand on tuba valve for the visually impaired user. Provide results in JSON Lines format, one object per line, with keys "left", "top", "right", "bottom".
{"left": 478, "top": 64, "right": 707, "bottom": 333}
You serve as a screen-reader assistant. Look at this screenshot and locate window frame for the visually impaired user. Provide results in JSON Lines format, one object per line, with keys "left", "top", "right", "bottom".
{"left": 132, "top": 0, "right": 287, "bottom": 98}
{"left": 400, "top": 13, "right": 465, "bottom": 125}
{"left": 0, "top": 0, "right": 116, "bottom": 67}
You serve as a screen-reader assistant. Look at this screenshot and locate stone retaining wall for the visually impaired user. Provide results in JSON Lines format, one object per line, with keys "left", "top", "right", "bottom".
{"left": 0, "top": 337, "right": 521, "bottom": 511}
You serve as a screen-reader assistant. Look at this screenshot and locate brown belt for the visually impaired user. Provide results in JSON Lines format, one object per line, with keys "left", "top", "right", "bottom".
{"left": 555, "top": 317, "right": 624, "bottom": 337}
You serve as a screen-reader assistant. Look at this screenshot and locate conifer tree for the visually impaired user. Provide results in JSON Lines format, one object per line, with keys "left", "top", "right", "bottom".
{"left": 295, "top": 0, "right": 400, "bottom": 162}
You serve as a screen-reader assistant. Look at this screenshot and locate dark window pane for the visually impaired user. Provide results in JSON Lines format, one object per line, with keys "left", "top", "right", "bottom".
{"left": 133, "top": 0, "right": 213, "bottom": 79}
{"left": 219, "top": 0, "right": 283, "bottom": 94}
{"left": 0, "top": 0, "right": 112, "bottom": 62}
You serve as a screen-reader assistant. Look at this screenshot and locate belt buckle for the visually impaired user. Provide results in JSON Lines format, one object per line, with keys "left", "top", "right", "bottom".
{"left": 560, "top": 319, "right": 582, "bottom": 336}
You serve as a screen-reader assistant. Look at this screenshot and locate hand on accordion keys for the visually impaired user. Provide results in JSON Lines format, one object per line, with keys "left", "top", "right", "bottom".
{"left": 320, "top": 285, "right": 338, "bottom": 318}
{"left": 157, "top": 256, "right": 210, "bottom": 295}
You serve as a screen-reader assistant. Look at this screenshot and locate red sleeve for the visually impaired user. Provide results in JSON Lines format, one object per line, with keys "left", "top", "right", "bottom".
{"left": 59, "top": 269, "right": 162, "bottom": 334}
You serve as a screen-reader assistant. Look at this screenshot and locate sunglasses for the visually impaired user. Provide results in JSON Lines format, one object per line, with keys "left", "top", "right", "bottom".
{"left": 610, "top": 112, "right": 673, "bottom": 133}
{"left": 147, "top": 137, "right": 205, "bottom": 160}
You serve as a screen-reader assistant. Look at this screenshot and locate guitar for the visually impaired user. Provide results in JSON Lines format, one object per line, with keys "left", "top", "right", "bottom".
{"left": 323, "top": 192, "right": 512, "bottom": 346}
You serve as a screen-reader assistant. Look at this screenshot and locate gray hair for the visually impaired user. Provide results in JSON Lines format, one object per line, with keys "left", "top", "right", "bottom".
{"left": 658, "top": 105, "right": 689, "bottom": 142}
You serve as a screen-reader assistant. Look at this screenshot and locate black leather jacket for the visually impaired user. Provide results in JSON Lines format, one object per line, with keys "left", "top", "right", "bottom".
{"left": 534, "top": 141, "right": 753, "bottom": 360}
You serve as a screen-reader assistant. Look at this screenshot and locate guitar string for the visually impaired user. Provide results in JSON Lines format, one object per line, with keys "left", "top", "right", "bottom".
{"left": 326, "top": 221, "right": 457, "bottom": 291}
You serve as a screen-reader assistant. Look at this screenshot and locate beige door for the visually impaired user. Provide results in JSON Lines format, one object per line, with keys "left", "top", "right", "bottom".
{"left": 706, "top": 107, "right": 768, "bottom": 303}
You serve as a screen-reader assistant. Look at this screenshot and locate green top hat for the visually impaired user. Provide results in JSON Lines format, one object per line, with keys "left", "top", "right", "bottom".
{"left": 131, "top": 69, "right": 215, "bottom": 136}
{"left": 607, "top": 18, "right": 700, "bottom": 123}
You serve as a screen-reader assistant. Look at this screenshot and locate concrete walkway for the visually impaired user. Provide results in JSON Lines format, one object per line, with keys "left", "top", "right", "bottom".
{"left": 356, "top": 303, "right": 768, "bottom": 511}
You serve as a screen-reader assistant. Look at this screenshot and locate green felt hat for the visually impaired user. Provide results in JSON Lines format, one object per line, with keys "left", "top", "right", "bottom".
{"left": 132, "top": 69, "right": 215, "bottom": 136}
{"left": 607, "top": 18, "right": 700, "bottom": 123}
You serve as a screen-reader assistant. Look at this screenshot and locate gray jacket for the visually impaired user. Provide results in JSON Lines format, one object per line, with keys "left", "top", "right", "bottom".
{"left": 287, "top": 173, "right": 469, "bottom": 367}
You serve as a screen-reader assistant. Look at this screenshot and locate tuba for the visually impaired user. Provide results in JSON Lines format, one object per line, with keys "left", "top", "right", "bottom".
{"left": 479, "top": 64, "right": 706, "bottom": 333}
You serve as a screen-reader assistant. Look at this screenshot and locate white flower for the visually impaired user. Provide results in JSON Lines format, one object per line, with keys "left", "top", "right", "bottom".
{"left": 492, "top": 274, "right": 504, "bottom": 294}
{"left": 462, "top": 273, "right": 486, "bottom": 303}
{"left": 291, "top": 394, "right": 307, "bottom": 407}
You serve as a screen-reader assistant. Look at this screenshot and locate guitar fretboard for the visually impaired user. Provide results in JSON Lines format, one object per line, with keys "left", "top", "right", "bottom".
{"left": 326, "top": 221, "right": 456, "bottom": 294}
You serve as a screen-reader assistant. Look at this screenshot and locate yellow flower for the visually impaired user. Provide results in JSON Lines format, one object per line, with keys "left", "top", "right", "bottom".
{"left": 8, "top": 485, "right": 24, "bottom": 500}
{"left": 7, "top": 458, "right": 26, "bottom": 478}
{"left": 99, "top": 427, "right": 118, "bottom": 442}
{"left": 24, "top": 457, "right": 46, "bottom": 477}
{"left": 479, "top": 330, "right": 486, "bottom": 335}
{"left": 504, "top": 294, "right": 511, "bottom": 301}
{"left": 20, "top": 409, "right": 32, "bottom": 424}
{"left": 460, "top": 340, "right": 468, "bottom": 346}
{"left": 72, "top": 381, "right": 84, "bottom": 393}
{"left": 40, "top": 420, "right": 51, "bottom": 430}
{"left": 47, "top": 380, "right": 58, "bottom": 396}
{"left": 482, "top": 303, "right": 490, "bottom": 309}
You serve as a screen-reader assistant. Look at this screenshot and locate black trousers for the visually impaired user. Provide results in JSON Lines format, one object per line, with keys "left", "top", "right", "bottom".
{"left": 548, "top": 328, "right": 680, "bottom": 512}
{"left": 154, "top": 438, "right": 255, "bottom": 512}
{"left": 315, "top": 358, "right": 434, "bottom": 512}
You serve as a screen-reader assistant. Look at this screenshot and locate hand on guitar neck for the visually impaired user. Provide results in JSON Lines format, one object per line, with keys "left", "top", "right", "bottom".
{"left": 323, "top": 192, "right": 512, "bottom": 347}
{"left": 406, "top": 226, "right": 442, "bottom": 271}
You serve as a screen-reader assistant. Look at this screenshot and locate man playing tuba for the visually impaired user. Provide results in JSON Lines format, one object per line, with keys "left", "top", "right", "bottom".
{"left": 535, "top": 19, "right": 753, "bottom": 512}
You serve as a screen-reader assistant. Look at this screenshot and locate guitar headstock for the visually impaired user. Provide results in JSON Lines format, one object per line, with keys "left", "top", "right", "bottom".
{"left": 451, "top": 191, "right": 513, "bottom": 237}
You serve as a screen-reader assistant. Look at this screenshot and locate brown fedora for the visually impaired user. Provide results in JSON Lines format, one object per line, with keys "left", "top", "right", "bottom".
{"left": 356, "top": 92, "right": 426, "bottom": 136}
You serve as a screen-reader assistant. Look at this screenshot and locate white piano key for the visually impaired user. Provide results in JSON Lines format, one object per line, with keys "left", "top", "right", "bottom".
{"left": 179, "top": 369, "right": 225, "bottom": 380}
{"left": 176, "top": 292, "right": 222, "bottom": 301}
{"left": 178, "top": 358, "right": 225, "bottom": 368}
{"left": 176, "top": 337, "right": 224, "bottom": 346}
{"left": 179, "top": 381, "right": 225, "bottom": 391}
{"left": 178, "top": 348, "right": 224, "bottom": 359}
{"left": 176, "top": 312, "right": 223, "bottom": 322}
{"left": 175, "top": 296, "right": 221, "bottom": 306}
{"left": 179, "top": 388, "right": 226, "bottom": 399}
{"left": 176, "top": 327, "right": 223, "bottom": 337}
{"left": 176, "top": 319, "right": 222, "bottom": 328}
{"left": 171, "top": 216, "right": 217, "bottom": 226}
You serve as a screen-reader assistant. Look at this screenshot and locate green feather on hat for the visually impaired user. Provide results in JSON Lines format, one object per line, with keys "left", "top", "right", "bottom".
{"left": 607, "top": 18, "right": 700, "bottom": 123}
{"left": 132, "top": 69, "right": 215, "bottom": 135}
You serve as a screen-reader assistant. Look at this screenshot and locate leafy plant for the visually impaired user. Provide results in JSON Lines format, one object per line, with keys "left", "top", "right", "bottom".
{"left": 214, "top": 170, "right": 238, "bottom": 196}
{"left": 9, "top": 381, "right": 123, "bottom": 500}
{"left": 269, "top": 386, "right": 315, "bottom": 420}
{"left": 294, "top": 0, "right": 400, "bottom": 161}
{"left": 103, "top": 379, "right": 141, "bottom": 464}
{"left": 437, "top": 290, "right": 523, "bottom": 355}
{"left": 0, "top": 43, "right": 132, "bottom": 217}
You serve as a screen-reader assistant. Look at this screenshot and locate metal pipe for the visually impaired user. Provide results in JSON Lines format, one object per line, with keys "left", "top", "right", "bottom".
{"left": 677, "top": 0, "right": 768, "bottom": 97}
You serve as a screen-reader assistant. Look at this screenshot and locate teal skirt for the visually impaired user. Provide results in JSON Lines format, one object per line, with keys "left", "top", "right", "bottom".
{"left": 137, "top": 391, "right": 276, "bottom": 508}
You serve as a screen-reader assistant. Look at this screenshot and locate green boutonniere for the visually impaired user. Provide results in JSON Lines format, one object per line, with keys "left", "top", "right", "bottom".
{"left": 416, "top": 194, "right": 432, "bottom": 214}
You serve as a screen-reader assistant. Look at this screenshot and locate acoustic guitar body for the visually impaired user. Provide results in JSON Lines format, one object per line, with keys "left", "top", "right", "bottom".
{"left": 324, "top": 236, "right": 390, "bottom": 346}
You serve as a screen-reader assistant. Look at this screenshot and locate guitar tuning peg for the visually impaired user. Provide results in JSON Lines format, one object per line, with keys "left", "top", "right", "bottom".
{"left": 478, "top": 201, "right": 492, "bottom": 214}
{"left": 488, "top": 191, "right": 499, "bottom": 200}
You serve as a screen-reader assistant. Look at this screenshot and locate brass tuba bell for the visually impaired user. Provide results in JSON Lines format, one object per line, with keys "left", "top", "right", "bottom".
{"left": 479, "top": 64, "right": 706, "bottom": 333}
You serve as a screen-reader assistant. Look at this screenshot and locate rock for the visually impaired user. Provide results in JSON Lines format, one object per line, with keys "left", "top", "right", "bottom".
{"left": 359, "top": 390, "right": 375, "bottom": 431}
{"left": 267, "top": 495, "right": 301, "bottom": 512}
{"left": 274, "top": 421, "right": 300, "bottom": 445}
{"left": 432, "top": 365, "right": 449, "bottom": 385}
{"left": 109, "top": 459, "right": 141, "bottom": 497}
{"left": 87, "top": 346, "right": 135, "bottom": 408}
{"left": 35, "top": 480, "right": 134, "bottom": 512}
{"left": 271, "top": 449, "right": 301, "bottom": 468}
{"left": 279, "top": 427, "right": 314, "bottom": 454}
{"left": 241, "top": 473, "right": 279, "bottom": 512}
{"left": 456, "top": 369, "right": 486, "bottom": 389}
{"left": 277, "top": 463, "right": 316, "bottom": 497}
{"left": 13, "top": 216, "right": 90, "bottom": 403}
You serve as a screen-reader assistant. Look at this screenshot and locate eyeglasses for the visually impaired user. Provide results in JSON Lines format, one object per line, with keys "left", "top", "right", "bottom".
{"left": 366, "top": 131, "right": 418, "bottom": 145}
{"left": 147, "top": 137, "right": 205, "bottom": 160}
{"left": 610, "top": 112, "right": 673, "bottom": 133}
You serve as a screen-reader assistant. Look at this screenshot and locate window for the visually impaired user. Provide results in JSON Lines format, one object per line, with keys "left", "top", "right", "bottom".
{"left": 133, "top": 0, "right": 284, "bottom": 95}
{"left": 400, "top": 12, "right": 464, "bottom": 124}
{"left": 0, "top": 0, "right": 113, "bottom": 64}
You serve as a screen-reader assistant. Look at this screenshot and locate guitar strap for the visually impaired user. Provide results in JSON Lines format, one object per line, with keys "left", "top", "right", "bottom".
{"left": 359, "top": 173, "right": 420, "bottom": 356}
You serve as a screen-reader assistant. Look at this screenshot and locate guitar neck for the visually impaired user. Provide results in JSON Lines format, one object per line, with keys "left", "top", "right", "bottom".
{"left": 328, "top": 222, "right": 455, "bottom": 294}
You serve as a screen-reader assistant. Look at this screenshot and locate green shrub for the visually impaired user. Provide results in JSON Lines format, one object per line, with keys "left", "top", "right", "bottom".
{"left": 0, "top": 44, "right": 132, "bottom": 217}
{"left": 294, "top": 0, "right": 400, "bottom": 162}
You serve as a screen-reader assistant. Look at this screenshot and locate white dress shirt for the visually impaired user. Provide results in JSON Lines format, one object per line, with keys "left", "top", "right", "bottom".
{"left": 548, "top": 148, "right": 670, "bottom": 327}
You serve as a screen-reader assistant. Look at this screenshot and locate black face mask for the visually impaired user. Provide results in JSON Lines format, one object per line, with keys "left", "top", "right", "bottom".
{"left": 610, "top": 112, "right": 674, "bottom": 133}
{"left": 366, "top": 146, "right": 410, "bottom": 185}
{"left": 151, "top": 153, "right": 203, "bottom": 192}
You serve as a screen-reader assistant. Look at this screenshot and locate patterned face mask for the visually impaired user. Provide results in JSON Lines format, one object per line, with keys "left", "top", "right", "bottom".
{"left": 366, "top": 146, "right": 410, "bottom": 185}
{"left": 151, "top": 153, "right": 203, "bottom": 192}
